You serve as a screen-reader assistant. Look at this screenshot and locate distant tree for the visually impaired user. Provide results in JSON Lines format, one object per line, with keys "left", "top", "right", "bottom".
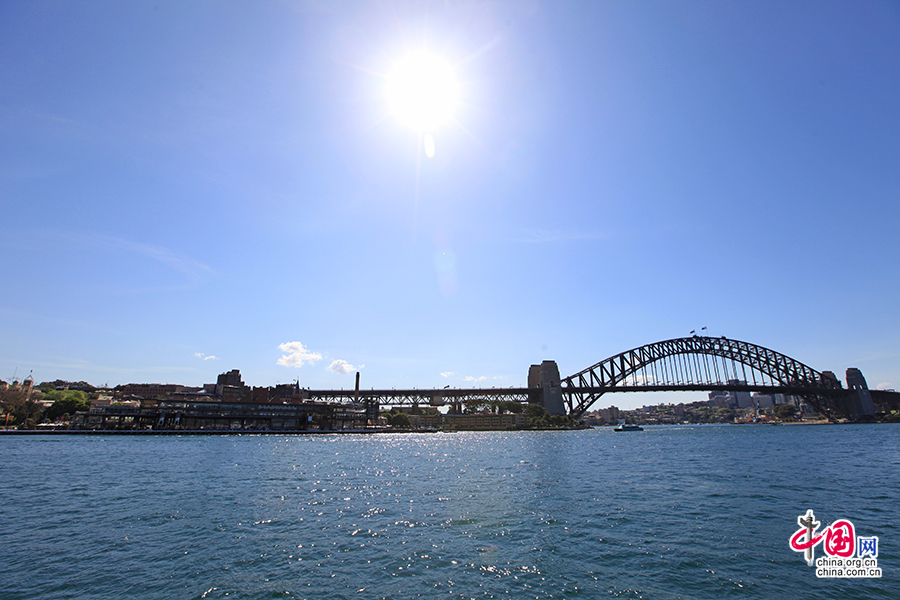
{"left": 38, "top": 380, "right": 95, "bottom": 393}
{"left": 45, "top": 392, "right": 91, "bottom": 421}
{"left": 774, "top": 403, "right": 799, "bottom": 421}
{"left": 523, "top": 403, "right": 550, "bottom": 428}
{"left": 494, "top": 401, "right": 523, "bottom": 414}
{"left": 42, "top": 389, "right": 87, "bottom": 404}
{"left": 0, "top": 386, "right": 43, "bottom": 427}
{"left": 464, "top": 401, "right": 489, "bottom": 414}
{"left": 0, "top": 386, "right": 25, "bottom": 426}
{"left": 524, "top": 403, "right": 548, "bottom": 419}
{"left": 883, "top": 410, "right": 900, "bottom": 423}
{"left": 390, "top": 412, "right": 411, "bottom": 428}
{"left": 715, "top": 407, "right": 736, "bottom": 423}
{"left": 39, "top": 389, "right": 62, "bottom": 403}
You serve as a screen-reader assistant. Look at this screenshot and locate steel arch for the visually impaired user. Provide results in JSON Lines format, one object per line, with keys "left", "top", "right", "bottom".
{"left": 562, "top": 336, "right": 842, "bottom": 418}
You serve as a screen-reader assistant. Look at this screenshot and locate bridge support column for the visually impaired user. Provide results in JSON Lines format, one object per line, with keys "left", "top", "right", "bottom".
{"left": 846, "top": 368, "right": 876, "bottom": 419}
{"left": 528, "top": 360, "right": 565, "bottom": 416}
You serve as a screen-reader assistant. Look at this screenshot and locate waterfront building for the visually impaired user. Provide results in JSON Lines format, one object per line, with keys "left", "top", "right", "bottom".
{"left": 580, "top": 411, "right": 601, "bottom": 426}
{"left": 217, "top": 369, "right": 243, "bottom": 387}
{"left": 118, "top": 383, "right": 187, "bottom": 399}
{"left": 215, "top": 369, "right": 248, "bottom": 400}
{"left": 709, "top": 391, "right": 729, "bottom": 408}
{"left": 72, "top": 397, "right": 376, "bottom": 431}
{"left": 600, "top": 406, "right": 620, "bottom": 424}
{"left": 708, "top": 381, "right": 751, "bottom": 408}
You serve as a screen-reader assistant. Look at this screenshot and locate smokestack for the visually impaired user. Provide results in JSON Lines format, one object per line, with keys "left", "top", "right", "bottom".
{"left": 354, "top": 372, "right": 360, "bottom": 403}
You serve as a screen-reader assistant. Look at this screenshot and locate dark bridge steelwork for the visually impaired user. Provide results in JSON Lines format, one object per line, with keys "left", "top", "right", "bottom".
{"left": 561, "top": 336, "right": 844, "bottom": 419}
{"left": 303, "top": 336, "right": 868, "bottom": 421}
{"left": 307, "top": 387, "right": 533, "bottom": 407}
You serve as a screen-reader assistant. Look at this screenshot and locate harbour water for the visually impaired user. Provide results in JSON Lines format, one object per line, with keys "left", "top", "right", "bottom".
{"left": 1, "top": 425, "right": 897, "bottom": 599}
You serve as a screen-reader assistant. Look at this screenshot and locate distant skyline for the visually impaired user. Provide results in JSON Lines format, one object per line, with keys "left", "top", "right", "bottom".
{"left": 2, "top": 1, "right": 899, "bottom": 410}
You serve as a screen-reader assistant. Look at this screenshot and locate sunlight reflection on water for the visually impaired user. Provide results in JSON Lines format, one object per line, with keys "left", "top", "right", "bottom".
{"left": 1, "top": 426, "right": 896, "bottom": 599}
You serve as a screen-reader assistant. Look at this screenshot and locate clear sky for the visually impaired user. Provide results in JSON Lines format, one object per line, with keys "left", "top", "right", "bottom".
{"left": 2, "top": 1, "right": 898, "bottom": 410}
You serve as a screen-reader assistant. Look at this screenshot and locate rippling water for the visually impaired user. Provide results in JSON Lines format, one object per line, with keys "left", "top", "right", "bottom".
{"left": 1, "top": 425, "right": 897, "bottom": 599}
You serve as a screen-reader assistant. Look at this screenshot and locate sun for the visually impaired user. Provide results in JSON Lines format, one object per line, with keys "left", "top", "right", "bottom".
{"left": 385, "top": 50, "right": 459, "bottom": 133}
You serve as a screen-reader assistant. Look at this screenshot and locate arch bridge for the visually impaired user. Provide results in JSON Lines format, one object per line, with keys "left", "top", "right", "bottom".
{"left": 307, "top": 336, "right": 877, "bottom": 421}
{"left": 556, "top": 336, "right": 870, "bottom": 420}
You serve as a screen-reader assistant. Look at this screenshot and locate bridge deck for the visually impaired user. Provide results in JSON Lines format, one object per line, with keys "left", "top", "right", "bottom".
{"left": 306, "top": 383, "right": 844, "bottom": 407}
{"left": 306, "top": 336, "right": 873, "bottom": 420}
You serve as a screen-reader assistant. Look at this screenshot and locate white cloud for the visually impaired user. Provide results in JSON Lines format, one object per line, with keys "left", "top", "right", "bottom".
{"left": 194, "top": 353, "right": 218, "bottom": 361}
{"left": 465, "top": 376, "right": 488, "bottom": 382}
{"left": 876, "top": 382, "right": 893, "bottom": 390}
{"left": 277, "top": 342, "right": 322, "bottom": 368}
{"left": 327, "top": 359, "right": 355, "bottom": 375}
{"left": 440, "top": 371, "right": 455, "bottom": 378}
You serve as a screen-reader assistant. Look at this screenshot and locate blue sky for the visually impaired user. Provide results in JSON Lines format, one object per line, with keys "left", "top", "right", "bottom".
{"left": 2, "top": 1, "right": 898, "bottom": 410}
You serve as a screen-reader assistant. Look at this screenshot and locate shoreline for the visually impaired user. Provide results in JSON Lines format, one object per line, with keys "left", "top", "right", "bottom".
{"left": 4, "top": 421, "right": 892, "bottom": 436}
{"left": 0, "top": 428, "right": 395, "bottom": 436}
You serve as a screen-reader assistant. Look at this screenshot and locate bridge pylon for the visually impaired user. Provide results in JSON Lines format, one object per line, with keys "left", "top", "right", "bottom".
{"left": 528, "top": 360, "right": 565, "bottom": 416}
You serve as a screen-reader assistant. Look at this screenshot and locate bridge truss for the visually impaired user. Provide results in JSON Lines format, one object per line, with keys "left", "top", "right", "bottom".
{"left": 307, "top": 387, "right": 533, "bottom": 408}
{"left": 561, "top": 336, "right": 846, "bottom": 419}
{"left": 302, "top": 336, "right": 861, "bottom": 421}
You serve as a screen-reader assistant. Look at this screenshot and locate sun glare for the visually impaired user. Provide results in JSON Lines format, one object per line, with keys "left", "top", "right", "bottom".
{"left": 386, "top": 50, "right": 459, "bottom": 133}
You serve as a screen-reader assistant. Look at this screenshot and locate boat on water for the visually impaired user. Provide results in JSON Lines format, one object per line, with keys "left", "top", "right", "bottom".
{"left": 614, "top": 422, "right": 643, "bottom": 432}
